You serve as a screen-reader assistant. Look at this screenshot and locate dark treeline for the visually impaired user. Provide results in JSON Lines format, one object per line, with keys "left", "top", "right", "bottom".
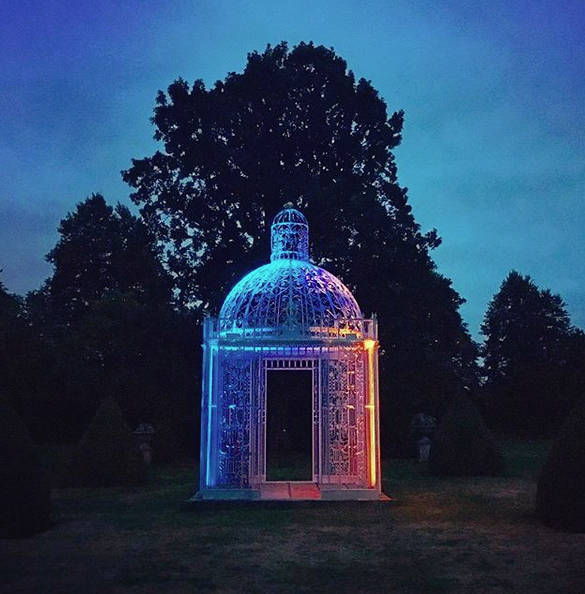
{"left": 0, "top": 196, "right": 199, "bottom": 450}
{"left": 1, "top": 42, "right": 584, "bottom": 456}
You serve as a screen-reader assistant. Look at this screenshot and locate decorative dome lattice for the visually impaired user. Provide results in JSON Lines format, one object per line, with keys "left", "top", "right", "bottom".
{"left": 219, "top": 205, "right": 362, "bottom": 331}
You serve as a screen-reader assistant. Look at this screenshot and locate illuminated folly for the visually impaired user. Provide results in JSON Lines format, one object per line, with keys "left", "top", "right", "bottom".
{"left": 197, "top": 205, "right": 381, "bottom": 500}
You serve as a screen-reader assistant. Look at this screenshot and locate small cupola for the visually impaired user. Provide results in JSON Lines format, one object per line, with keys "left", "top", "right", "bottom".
{"left": 270, "top": 203, "right": 309, "bottom": 262}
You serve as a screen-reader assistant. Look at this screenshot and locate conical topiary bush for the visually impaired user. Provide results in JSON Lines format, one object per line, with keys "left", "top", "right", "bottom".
{"left": 72, "top": 396, "right": 145, "bottom": 487}
{"left": 429, "top": 394, "right": 504, "bottom": 476}
{"left": 0, "top": 393, "right": 51, "bottom": 538}
{"left": 536, "top": 398, "right": 585, "bottom": 532}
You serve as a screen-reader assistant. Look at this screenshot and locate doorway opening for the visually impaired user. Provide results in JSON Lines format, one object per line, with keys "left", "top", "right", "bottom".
{"left": 266, "top": 369, "right": 313, "bottom": 481}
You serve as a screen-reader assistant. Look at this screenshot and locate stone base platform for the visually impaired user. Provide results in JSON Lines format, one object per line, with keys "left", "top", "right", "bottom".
{"left": 191, "top": 482, "right": 393, "bottom": 503}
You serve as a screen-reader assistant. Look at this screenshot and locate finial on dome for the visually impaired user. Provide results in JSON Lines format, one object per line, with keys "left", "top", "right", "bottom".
{"left": 271, "top": 205, "right": 309, "bottom": 262}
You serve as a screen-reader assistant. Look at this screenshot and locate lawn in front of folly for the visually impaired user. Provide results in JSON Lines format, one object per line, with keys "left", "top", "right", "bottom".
{"left": 2, "top": 440, "right": 585, "bottom": 594}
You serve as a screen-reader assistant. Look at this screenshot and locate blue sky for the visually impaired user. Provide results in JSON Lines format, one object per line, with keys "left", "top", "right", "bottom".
{"left": 1, "top": 0, "right": 584, "bottom": 338}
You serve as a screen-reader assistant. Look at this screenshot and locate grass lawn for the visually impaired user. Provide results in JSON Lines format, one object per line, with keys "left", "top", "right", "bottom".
{"left": 2, "top": 440, "right": 585, "bottom": 593}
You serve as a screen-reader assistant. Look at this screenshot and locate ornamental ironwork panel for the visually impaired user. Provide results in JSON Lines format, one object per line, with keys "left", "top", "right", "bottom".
{"left": 217, "top": 354, "right": 252, "bottom": 488}
{"left": 324, "top": 353, "right": 362, "bottom": 479}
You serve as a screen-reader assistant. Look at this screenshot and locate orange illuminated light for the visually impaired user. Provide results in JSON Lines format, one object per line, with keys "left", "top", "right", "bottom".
{"left": 364, "top": 339, "right": 377, "bottom": 487}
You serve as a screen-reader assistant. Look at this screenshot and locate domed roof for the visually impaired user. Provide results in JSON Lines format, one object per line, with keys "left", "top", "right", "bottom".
{"left": 219, "top": 205, "right": 361, "bottom": 331}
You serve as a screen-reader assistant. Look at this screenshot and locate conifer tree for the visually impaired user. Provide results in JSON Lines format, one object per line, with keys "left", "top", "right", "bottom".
{"left": 21, "top": 196, "right": 197, "bottom": 444}
{"left": 46, "top": 193, "right": 171, "bottom": 322}
{"left": 481, "top": 271, "right": 583, "bottom": 434}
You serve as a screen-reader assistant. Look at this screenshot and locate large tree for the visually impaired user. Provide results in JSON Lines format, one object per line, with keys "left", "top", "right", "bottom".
{"left": 123, "top": 42, "right": 477, "bottom": 441}
{"left": 123, "top": 42, "right": 438, "bottom": 311}
{"left": 481, "top": 271, "right": 584, "bottom": 435}
{"left": 17, "top": 196, "right": 198, "bottom": 445}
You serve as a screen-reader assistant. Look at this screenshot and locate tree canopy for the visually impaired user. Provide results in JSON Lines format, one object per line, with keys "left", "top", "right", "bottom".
{"left": 481, "top": 271, "right": 585, "bottom": 435}
{"left": 123, "top": 42, "right": 477, "bottom": 433}
{"left": 45, "top": 193, "right": 171, "bottom": 322}
{"left": 123, "top": 42, "right": 439, "bottom": 312}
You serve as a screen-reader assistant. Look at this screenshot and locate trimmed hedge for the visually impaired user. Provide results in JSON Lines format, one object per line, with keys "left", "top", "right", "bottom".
{"left": 429, "top": 395, "right": 504, "bottom": 476}
{"left": 536, "top": 398, "right": 585, "bottom": 532}
{"left": 0, "top": 393, "right": 51, "bottom": 538}
{"left": 71, "top": 396, "right": 145, "bottom": 487}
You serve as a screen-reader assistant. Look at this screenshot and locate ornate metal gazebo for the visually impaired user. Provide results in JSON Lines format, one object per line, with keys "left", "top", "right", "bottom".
{"left": 196, "top": 205, "right": 381, "bottom": 500}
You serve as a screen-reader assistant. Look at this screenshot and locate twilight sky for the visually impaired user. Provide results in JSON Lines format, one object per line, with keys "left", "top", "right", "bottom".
{"left": 1, "top": 0, "right": 584, "bottom": 338}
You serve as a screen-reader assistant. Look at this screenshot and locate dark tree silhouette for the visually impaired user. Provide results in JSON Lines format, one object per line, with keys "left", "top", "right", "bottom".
{"left": 46, "top": 193, "right": 171, "bottom": 321}
{"left": 481, "top": 271, "right": 584, "bottom": 435}
{"left": 124, "top": 42, "right": 436, "bottom": 311}
{"left": 16, "top": 196, "right": 199, "bottom": 445}
{"left": 0, "top": 273, "right": 49, "bottom": 432}
{"left": 0, "top": 274, "right": 23, "bottom": 387}
{"left": 123, "top": 42, "right": 477, "bottom": 443}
